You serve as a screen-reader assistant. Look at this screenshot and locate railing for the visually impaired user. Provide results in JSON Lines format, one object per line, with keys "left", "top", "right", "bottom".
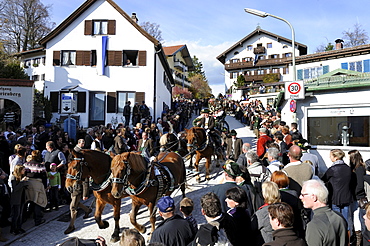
{"left": 254, "top": 46, "right": 266, "bottom": 54}
{"left": 225, "top": 57, "right": 289, "bottom": 70}
{"left": 244, "top": 73, "right": 281, "bottom": 82}
{"left": 305, "top": 74, "right": 370, "bottom": 89}
{"left": 174, "top": 61, "right": 186, "bottom": 71}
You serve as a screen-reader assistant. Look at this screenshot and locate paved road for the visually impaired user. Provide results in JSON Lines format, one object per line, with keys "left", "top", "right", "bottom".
{"left": 1, "top": 115, "right": 256, "bottom": 246}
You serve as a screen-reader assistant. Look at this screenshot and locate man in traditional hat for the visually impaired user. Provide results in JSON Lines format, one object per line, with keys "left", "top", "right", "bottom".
{"left": 226, "top": 129, "right": 243, "bottom": 161}
{"left": 196, "top": 108, "right": 221, "bottom": 150}
{"left": 211, "top": 161, "right": 248, "bottom": 213}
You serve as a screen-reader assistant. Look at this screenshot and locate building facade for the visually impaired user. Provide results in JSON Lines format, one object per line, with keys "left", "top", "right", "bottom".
{"left": 163, "top": 45, "right": 194, "bottom": 89}
{"left": 18, "top": 0, "right": 173, "bottom": 128}
{"left": 217, "top": 27, "right": 307, "bottom": 100}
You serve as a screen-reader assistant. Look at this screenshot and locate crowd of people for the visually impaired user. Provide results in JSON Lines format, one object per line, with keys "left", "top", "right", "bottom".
{"left": 0, "top": 99, "right": 197, "bottom": 242}
{"left": 2, "top": 97, "right": 370, "bottom": 246}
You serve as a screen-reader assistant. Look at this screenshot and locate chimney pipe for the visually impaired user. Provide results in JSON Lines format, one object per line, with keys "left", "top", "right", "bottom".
{"left": 335, "top": 39, "right": 344, "bottom": 50}
{"left": 131, "top": 13, "right": 138, "bottom": 23}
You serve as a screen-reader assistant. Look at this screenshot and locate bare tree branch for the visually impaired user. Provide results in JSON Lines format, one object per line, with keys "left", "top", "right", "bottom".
{"left": 342, "top": 23, "right": 369, "bottom": 48}
{"left": 140, "top": 21, "right": 163, "bottom": 42}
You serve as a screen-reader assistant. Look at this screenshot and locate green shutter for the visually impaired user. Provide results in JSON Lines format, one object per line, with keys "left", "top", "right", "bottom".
{"left": 297, "top": 69, "right": 303, "bottom": 80}
{"left": 364, "top": 60, "right": 370, "bottom": 73}
{"left": 323, "top": 65, "right": 329, "bottom": 74}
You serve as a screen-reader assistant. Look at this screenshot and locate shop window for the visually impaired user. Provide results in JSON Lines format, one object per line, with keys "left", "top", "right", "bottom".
{"left": 308, "top": 116, "right": 369, "bottom": 146}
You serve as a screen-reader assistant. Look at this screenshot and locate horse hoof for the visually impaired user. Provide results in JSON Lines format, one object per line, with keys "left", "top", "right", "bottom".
{"left": 110, "top": 235, "right": 120, "bottom": 243}
{"left": 99, "top": 220, "right": 109, "bottom": 229}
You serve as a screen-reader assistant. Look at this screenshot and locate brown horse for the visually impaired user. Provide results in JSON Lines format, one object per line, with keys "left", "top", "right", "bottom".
{"left": 185, "top": 127, "right": 224, "bottom": 181}
{"left": 110, "top": 151, "right": 186, "bottom": 233}
{"left": 159, "top": 132, "right": 193, "bottom": 167}
{"left": 65, "top": 149, "right": 125, "bottom": 243}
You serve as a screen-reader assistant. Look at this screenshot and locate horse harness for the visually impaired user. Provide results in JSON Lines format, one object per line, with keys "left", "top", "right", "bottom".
{"left": 187, "top": 128, "right": 208, "bottom": 152}
{"left": 66, "top": 157, "right": 112, "bottom": 192}
{"left": 111, "top": 153, "right": 176, "bottom": 198}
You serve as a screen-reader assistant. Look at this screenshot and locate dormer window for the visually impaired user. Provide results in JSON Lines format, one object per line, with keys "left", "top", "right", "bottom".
{"left": 93, "top": 20, "right": 108, "bottom": 35}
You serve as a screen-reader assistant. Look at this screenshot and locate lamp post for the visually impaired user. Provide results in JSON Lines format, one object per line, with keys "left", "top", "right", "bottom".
{"left": 244, "top": 8, "right": 296, "bottom": 81}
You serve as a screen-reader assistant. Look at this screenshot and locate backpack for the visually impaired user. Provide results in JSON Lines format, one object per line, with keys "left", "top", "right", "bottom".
{"left": 250, "top": 165, "right": 271, "bottom": 210}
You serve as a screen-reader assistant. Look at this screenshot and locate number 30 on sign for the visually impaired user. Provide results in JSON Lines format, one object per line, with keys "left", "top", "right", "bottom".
{"left": 285, "top": 81, "right": 305, "bottom": 100}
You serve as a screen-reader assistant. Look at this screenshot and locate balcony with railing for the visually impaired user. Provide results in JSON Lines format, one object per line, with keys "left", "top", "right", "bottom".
{"left": 244, "top": 72, "right": 281, "bottom": 82}
{"left": 225, "top": 57, "right": 289, "bottom": 71}
{"left": 174, "top": 60, "right": 187, "bottom": 71}
{"left": 254, "top": 46, "right": 266, "bottom": 54}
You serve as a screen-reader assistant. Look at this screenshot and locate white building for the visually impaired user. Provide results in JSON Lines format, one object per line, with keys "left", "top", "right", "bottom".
{"left": 217, "top": 27, "right": 307, "bottom": 100}
{"left": 17, "top": 0, "right": 173, "bottom": 128}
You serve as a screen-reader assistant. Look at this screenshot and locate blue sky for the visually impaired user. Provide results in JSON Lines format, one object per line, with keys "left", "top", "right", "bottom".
{"left": 42, "top": 0, "right": 370, "bottom": 96}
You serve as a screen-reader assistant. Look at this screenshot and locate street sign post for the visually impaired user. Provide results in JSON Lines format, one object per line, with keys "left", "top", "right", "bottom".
{"left": 285, "top": 81, "right": 305, "bottom": 100}
{"left": 61, "top": 93, "right": 77, "bottom": 114}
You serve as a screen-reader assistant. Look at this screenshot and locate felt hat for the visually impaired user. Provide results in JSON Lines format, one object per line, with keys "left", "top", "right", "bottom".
{"left": 157, "top": 196, "right": 174, "bottom": 213}
{"left": 201, "top": 108, "right": 210, "bottom": 114}
{"left": 222, "top": 161, "right": 242, "bottom": 177}
{"left": 297, "top": 139, "right": 311, "bottom": 150}
{"left": 259, "top": 128, "right": 267, "bottom": 133}
{"left": 230, "top": 129, "right": 237, "bottom": 136}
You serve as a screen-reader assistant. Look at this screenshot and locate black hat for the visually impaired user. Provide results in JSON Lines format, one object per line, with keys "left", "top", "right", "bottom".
{"left": 230, "top": 129, "right": 237, "bottom": 136}
{"left": 297, "top": 139, "right": 311, "bottom": 150}
{"left": 201, "top": 108, "right": 210, "bottom": 114}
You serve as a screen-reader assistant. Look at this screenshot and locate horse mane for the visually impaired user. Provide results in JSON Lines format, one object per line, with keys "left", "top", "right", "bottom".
{"left": 114, "top": 152, "right": 147, "bottom": 173}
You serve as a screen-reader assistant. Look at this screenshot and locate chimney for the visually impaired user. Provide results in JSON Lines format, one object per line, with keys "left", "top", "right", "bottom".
{"left": 131, "top": 13, "right": 138, "bottom": 24}
{"left": 335, "top": 39, "right": 344, "bottom": 50}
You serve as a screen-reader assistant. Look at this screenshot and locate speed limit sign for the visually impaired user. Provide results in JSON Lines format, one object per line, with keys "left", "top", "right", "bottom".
{"left": 285, "top": 81, "right": 305, "bottom": 100}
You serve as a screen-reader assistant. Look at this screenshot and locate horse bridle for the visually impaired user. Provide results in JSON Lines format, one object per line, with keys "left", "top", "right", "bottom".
{"left": 111, "top": 159, "right": 131, "bottom": 189}
{"left": 66, "top": 157, "right": 88, "bottom": 181}
{"left": 187, "top": 129, "right": 207, "bottom": 151}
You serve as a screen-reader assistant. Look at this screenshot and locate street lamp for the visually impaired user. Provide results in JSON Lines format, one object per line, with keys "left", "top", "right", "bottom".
{"left": 244, "top": 8, "right": 296, "bottom": 81}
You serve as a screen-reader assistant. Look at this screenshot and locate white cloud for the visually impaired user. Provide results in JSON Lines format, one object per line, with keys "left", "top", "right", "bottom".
{"left": 165, "top": 39, "right": 233, "bottom": 96}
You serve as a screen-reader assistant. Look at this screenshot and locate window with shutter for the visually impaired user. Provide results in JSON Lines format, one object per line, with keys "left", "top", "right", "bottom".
{"left": 135, "top": 92, "right": 145, "bottom": 104}
{"left": 108, "top": 20, "right": 116, "bottom": 35}
{"left": 76, "top": 51, "right": 84, "bottom": 66}
{"left": 323, "top": 65, "right": 329, "bottom": 74}
{"left": 50, "top": 92, "right": 59, "bottom": 112}
{"left": 364, "top": 59, "right": 370, "bottom": 73}
{"left": 91, "top": 50, "right": 97, "bottom": 66}
{"left": 107, "top": 51, "right": 122, "bottom": 66}
{"left": 107, "top": 92, "right": 117, "bottom": 113}
{"left": 84, "top": 20, "right": 92, "bottom": 35}
{"left": 229, "top": 72, "right": 233, "bottom": 79}
{"left": 341, "top": 62, "right": 348, "bottom": 70}
{"left": 77, "top": 92, "right": 86, "bottom": 113}
{"left": 123, "top": 50, "right": 138, "bottom": 66}
{"left": 53, "top": 51, "right": 60, "bottom": 66}
{"left": 138, "top": 51, "right": 147, "bottom": 66}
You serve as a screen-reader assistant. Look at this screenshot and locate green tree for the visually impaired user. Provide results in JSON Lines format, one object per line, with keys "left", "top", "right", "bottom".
{"left": 188, "top": 56, "right": 211, "bottom": 98}
{"left": 263, "top": 73, "right": 280, "bottom": 83}
{"left": 0, "top": 62, "right": 28, "bottom": 79}
{"left": 234, "top": 74, "right": 245, "bottom": 88}
{"left": 315, "top": 39, "right": 335, "bottom": 53}
{"left": 188, "top": 56, "right": 206, "bottom": 79}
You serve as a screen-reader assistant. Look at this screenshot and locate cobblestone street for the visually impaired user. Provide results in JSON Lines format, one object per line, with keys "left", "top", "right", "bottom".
{"left": 1, "top": 115, "right": 255, "bottom": 246}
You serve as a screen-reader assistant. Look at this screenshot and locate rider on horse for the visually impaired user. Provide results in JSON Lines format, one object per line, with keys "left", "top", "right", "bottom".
{"left": 193, "top": 108, "right": 222, "bottom": 150}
